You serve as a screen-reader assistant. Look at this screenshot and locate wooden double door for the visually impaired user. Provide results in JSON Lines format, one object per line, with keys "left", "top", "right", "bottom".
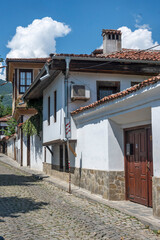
{"left": 125, "top": 126, "right": 153, "bottom": 207}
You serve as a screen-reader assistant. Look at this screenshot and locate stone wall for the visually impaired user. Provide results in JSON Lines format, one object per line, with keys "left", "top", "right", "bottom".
{"left": 43, "top": 163, "right": 125, "bottom": 200}
{"left": 153, "top": 177, "right": 160, "bottom": 217}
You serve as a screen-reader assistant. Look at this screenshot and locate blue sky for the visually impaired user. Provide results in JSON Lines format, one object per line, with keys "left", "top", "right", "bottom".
{"left": 0, "top": 0, "right": 160, "bottom": 60}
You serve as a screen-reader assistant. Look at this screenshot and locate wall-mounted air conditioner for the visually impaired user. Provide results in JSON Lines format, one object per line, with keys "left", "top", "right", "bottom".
{"left": 71, "top": 85, "right": 90, "bottom": 101}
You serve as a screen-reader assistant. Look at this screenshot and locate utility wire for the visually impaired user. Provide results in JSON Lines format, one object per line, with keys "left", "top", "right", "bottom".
{"left": 77, "top": 43, "right": 160, "bottom": 70}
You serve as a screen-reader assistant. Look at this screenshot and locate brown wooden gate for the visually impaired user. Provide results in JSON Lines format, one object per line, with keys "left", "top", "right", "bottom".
{"left": 125, "top": 126, "right": 153, "bottom": 207}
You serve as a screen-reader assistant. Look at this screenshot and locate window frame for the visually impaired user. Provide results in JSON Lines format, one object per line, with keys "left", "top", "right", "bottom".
{"left": 97, "top": 81, "right": 120, "bottom": 101}
{"left": 19, "top": 69, "right": 33, "bottom": 94}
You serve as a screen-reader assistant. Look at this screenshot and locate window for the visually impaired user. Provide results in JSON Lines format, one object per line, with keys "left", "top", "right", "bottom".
{"left": 97, "top": 81, "right": 120, "bottom": 100}
{"left": 54, "top": 91, "right": 57, "bottom": 122}
{"left": 48, "top": 96, "right": 50, "bottom": 125}
{"left": 19, "top": 69, "right": 33, "bottom": 94}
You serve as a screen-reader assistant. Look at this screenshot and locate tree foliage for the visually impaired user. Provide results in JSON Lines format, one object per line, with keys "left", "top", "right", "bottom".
{"left": 22, "top": 98, "right": 43, "bottom": 136}
{"left": 4, "top": 118, "right": 17, "bottom": 136}
{"left": 0, "top": 95, "right": 12, "bottom": 117}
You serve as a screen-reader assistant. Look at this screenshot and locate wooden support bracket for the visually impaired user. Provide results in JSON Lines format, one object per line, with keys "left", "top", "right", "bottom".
{"left": 46, "top": 146, "right": 53, "bottom": 156}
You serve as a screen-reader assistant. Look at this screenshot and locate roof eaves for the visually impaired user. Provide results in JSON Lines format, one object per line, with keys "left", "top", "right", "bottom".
{"left": 51, "top": 54, "right": 160, "bottom": 65}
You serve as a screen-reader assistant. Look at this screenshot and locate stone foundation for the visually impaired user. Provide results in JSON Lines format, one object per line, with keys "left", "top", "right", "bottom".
{"left": 43, "top": 163, "right": 125, "bottom": 201}
{"left": 153, "top": 177, "right": 160, "bottom": 217}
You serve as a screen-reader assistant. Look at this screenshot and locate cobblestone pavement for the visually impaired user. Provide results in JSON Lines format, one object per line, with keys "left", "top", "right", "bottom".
{"left": 0, "top": 161, "right": 160, "bottom": 240}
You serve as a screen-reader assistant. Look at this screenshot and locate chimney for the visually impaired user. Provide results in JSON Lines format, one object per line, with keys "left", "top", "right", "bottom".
{"left": 102, "top": 29, "right": 122, "bottom": 54}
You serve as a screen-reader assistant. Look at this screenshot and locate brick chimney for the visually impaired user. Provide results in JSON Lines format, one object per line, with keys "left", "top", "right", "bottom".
{"left": 102, "top": 29, "right": 122, "bottom": 54}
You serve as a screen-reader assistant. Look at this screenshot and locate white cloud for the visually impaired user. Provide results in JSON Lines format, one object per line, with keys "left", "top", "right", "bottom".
{"left": 99, "top": 26, "right": 160, "bottom": 50}
{"left": 7, "top": 17, "right": 71, "bottom": 58}
{"left": 119, "top": 26, "right": 160, "bottom": 50}
{"left": 0, "top": 62, "right": 5, "bottom": 81}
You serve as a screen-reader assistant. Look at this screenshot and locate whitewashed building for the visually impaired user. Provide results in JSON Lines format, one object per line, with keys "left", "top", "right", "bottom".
{"left": 6, "top": 58, "right": 47, "bottom": 170}
{"left": 23, "top": 29, "right": 160, "bottom": 216}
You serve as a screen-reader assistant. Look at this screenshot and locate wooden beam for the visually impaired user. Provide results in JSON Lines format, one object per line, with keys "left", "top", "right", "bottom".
{"left": 69, "top": 143, "right": 77, "bottom": 157}
{"left": 46, "top": 146, "right": 53, "bottom": 156}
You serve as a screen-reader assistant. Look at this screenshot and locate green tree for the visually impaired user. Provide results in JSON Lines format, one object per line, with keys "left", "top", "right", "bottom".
{"left": 4, "top": 118, "right": 17, "bottom": 136}
{"left": 0, "top": 95, "right": 12, "bottom": 117}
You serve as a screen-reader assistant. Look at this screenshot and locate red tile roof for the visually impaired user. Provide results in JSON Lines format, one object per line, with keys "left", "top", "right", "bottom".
{"left": 51, "top": 49, "right": 160, "bottom": 62}
{"left": 6, "top": 58, "right": 50, "bottom": 63}
{"left": 0, "top": 115, "right": 12, "bottom": 122}
{"left": 2, "top": 133, "right": 16, "bottom": 141}
{"left": 71, "top": 75, "right": 160, "bottom": 115}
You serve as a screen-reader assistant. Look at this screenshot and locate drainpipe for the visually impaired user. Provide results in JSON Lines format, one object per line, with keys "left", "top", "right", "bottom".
{"left": 64, "top": 56, "right": 71, "bottom": 193}
{"left": 40, "top": 64, "right": 50, "bottom": 81}
{"left": 64, "top": 57, "right": 71, "bottom": 118}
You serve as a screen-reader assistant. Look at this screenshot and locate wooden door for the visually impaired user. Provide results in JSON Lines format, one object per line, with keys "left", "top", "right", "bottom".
{"left": 125, "top": 126, "right": 153, "bottom": 207}
{"left": 147, "top": 128, "right": 153, "bottom": 207}
{"left": 27, "top": 135, "right": 30, "bottom": 166}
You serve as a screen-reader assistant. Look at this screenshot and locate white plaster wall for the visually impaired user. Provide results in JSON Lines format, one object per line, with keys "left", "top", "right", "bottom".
{"left": 75, "top": 118, "right": 124, "bottom": 172}
{"left": 68, "top": 72, "right": 149, "bottom": 114}
{"left": 7, "top": 138, "right": 15, "bottom": 159}
{"left": 23, "top": 134, "right": 27, "bottom": 166}
{"left": 43, "top": 71, "right": 148, "bottom": 144}
{"left": 151, "top": 102, "right": 160, "bottom": 177}
{"left": 30, "top": 133, "right": 43, "bottom": 171}
{"left": 76, "top": 118, "right": 108, "bottom": 171}
{"left": 108, "top": 120, "right": 124, "bottom": 171}
{"left": 43, "top": 73, "right": 65, "bottom": 143}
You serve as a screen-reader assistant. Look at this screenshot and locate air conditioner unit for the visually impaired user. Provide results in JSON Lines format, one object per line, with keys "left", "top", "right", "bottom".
{"left": 71, "top": 85, "right": 90, "bottom": 101}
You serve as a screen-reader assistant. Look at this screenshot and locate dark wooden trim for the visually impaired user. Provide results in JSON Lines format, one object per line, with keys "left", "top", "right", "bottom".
{"left": 50, "top": 59, "right": 160, "bottom": 76}
{"left": 15, "top": 69, "right": 17, "bottom": 101}
{"left": 44, "top": 147, "right": 46, "bottom": 162}
{"left": 20, "top": 128, "right": 23, "bottom": 166}
{"left": 54, "top": 91, "right": 57, "bottom": 122}
{"left": 43, "top": 139, "right": 77, "bottom": 146}
{"left": 48, "top": 96, "right": 50, "bottom": 125}
{"left": 124, "top": 124, "right": 151, "bottom": 132}
{"left": 46, "top": 146, "right": 53, "bottom": 156}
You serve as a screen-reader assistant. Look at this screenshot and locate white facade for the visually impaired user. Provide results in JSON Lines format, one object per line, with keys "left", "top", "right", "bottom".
{"left": 7, "top": 137, "right": 15, "bottom": 159}
{"left": 72, "top": 81, "right": 160, "bottom": 176}
{"left": 43, "top": 71, "right": 150, "bottom": 145}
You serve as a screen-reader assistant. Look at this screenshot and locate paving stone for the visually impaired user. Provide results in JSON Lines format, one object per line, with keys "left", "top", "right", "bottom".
{"left": 0, "top": 160, "right": 160, "bottom": 239}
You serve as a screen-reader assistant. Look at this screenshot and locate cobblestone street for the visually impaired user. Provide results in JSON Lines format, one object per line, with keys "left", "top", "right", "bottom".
{"left": 0, "top": 160, "right": 160, "bottom": 240}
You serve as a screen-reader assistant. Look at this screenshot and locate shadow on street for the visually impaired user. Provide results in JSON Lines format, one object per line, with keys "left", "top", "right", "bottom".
{"left": 0, "top": 174, "right": 40, "bottom": 186}
{"left": 0, "top": 196, "right": 48, "bottom": 219}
